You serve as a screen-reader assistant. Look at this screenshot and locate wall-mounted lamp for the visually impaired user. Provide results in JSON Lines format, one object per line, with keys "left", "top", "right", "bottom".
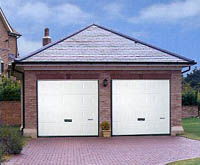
{"left": 103, "top": 79, "right": 108, "bottom": 87}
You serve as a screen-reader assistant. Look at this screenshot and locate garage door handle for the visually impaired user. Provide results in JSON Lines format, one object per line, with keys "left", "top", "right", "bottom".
{"left": 137, "top": 118, "right": 145, "bottom": 121}
{"left": 88, "top": 119, "right": 93, "bottom": 121}
{"left": 160, "top": 117, "right": 165, "bottom": 119}
{"left": 64, "top": 119, "right": 72, "bottom": 122}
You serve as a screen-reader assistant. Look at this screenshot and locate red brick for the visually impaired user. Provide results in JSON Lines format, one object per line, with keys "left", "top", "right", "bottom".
{"left": 0, "top": 101, "right": 21, "bottom": 125}
{"left": 23, "top": 69, "right": 183, "bottom": 136}
{"left": 182, "top": 106, "right": 199, "bottom": 118}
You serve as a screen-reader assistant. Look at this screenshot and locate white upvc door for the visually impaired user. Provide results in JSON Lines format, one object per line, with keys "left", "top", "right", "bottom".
{"left": 112, "top": 80, "right": 170, "bottom": 135}
{"left": 38, "top": 80, "right": 98, "bottom": 136}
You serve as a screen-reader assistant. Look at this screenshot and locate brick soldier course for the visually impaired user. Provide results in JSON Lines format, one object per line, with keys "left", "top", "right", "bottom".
{"left": 13, "top": 24, "right": 196, "bottom": 138}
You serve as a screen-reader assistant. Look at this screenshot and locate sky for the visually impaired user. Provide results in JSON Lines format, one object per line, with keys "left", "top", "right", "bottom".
{"left": 0, "top": 0, "right": 199, "bottom": 68}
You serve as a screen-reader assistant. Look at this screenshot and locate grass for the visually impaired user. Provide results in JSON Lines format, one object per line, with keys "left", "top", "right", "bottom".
{"left": 181, "top": 117, "right": 200, "bottom": 141}
{"left": 1, "top": 126, "right": 31, "bottom": 162}
{"left": 168, "top": 158, "right": 200, "bottom": 165}
{"left": 1, "top": 154, "right": 13, "bottom": 163}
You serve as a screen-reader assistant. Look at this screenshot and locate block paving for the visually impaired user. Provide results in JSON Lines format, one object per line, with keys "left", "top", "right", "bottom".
{"left": 5, "top": 136, "right": 200, "bottom": 165}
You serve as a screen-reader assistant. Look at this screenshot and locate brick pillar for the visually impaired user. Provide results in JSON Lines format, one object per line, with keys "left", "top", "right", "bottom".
{"left": 171, "top": 70, "right": 184, "bottom": 135}
{"left": 24, "top": 71, "right": 37, "bottom": 138}
{"left": 99, "top": 72, "right": 111, "bottom": 136}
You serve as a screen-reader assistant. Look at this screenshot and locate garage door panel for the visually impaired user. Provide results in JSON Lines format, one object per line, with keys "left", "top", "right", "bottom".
{"left": 38, "top": 80, "right": 98, "bottom": 136}
{"left": 38, "top": 109, "right": 59, "bottom": 123}
{"left": 39, "top": 123, "right": 64, "bottom": 136}
{"left": 39, "top": 95, "right": 63, "bottom": 108}
{"left": 63, "top": 95, "right": 84, "bottom": 112}
{"left": 83, "top": 81, "right": 98, "bottom": 92}
{"left": 38, "top": 81, "right": 64, "bottom": 94}
{"left": 113, "top": 121, "right": 148, "bottom": 135}
{"left": 63, "top": 95, "right": 97, "bottom": 107}
{"left": 83, "top": 110, "right": 97, "bottom": 120}
{"left": 62, "top": 81, "right": 98, "bottom": 95}
{"left": 38, "top": 93, "right": 63, "bottom": 123}
{"left": 83, "top": 122, "right": 98, "bottom": 135}
{"left": 39, "top": 123, "right": 82, "bottom": 136}
{"left": 112, "top": 80, "right": 170, "bottom": 135}
{"left": 83, "top": 95, "right": 98, "bottom": 107}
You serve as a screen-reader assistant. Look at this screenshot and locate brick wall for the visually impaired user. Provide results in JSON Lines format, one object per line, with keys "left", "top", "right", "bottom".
{"left": 0, "top": 101, "right": 21, "bottom": 125}
{"left": 182, "top": 106, "right": 199, "bottom": 118}
{"left": 23, "top": 69, "right": 182, "bottom": 137}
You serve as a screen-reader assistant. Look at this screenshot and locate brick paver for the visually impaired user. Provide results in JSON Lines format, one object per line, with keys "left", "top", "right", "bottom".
{"left": 5, "top": 136, "right": 200, "bottom": 165}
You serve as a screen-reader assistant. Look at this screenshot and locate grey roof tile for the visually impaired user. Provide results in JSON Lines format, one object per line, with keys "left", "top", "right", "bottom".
{"left": 17, "top": 24, "right": 195, "bottom": 64}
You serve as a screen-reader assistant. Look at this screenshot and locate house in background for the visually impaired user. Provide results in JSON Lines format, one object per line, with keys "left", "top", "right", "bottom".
{"left": 0, "top": 8, "right": 21, "bottom": 76}
{"left": 13, "top": 24, "right": 196, "bottom": 138}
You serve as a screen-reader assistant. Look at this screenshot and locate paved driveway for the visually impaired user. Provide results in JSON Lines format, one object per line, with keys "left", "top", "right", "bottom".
{"left": 5, "top": 136, "right": 200, "bottom": 165}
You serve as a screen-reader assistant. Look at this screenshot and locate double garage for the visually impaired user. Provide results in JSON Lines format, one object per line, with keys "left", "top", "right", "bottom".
{"left": 38, "top": 79, "right": 170, "bottom": 137}
{"left": 14, "top": 24, "right": 194, "bottom": 137}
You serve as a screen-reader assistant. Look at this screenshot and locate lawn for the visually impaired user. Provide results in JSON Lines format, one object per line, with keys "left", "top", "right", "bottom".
{"left": 181, "top": 117, "right": 200, "bottom": 140}
{"left": 168, "top": 158, "right": 200, "bottom": 165}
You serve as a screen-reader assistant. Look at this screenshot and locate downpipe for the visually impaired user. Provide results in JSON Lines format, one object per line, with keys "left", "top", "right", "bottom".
{"left": 12, "top": 63, "right": 25, "bottom": 135}
{"left": 181, "top": 66, "right": 191, "bottom": 74}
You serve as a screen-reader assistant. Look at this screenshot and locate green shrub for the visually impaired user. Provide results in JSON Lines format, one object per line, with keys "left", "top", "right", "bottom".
{"left": 0, "top": 76, "right": 21, "bottom": 101}
{"left": 182, "top": 83, "right": 197, "bottom": 106}
{"left": 1, "top": 126, "right": 23, "bottom": 154}
{"left": 101, "top": 121, "right": 110, "bottom": 130}
{"left": 182, "top": 90, "right": 197, "bottom": 105}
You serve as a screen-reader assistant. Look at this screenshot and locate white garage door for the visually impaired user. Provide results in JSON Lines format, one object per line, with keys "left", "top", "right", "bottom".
{"left": 38, "top": 80, "right": 98, "bottom": 136}
{"left": 112, "top": 80, "right": 170, "bottom": 135}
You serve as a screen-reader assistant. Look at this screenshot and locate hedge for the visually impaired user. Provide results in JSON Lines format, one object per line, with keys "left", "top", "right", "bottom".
{"left": 182, "top": 90, "right": 198, "bottom": 106}
{"left": 0, "top": 76, "right": 21, "bottom": 101}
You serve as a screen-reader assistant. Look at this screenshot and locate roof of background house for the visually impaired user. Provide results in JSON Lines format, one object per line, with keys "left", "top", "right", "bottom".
{"left": 16, "top": 24, "right": 196, "bottom": 65}
{"left": 0, "top": 8, "right": 21, "bottom": 37}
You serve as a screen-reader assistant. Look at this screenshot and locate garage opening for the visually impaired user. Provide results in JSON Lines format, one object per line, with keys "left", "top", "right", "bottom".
{"left": 112, "top": 80, "right": 170, "bottom": 135}
{"left": 37, "top": 80, "right": 98, "bottom": 137}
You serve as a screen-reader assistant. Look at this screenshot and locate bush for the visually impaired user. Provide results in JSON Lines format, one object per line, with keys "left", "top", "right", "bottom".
{"left": 0, "top": 76, "right": 21, "bottom": 101}
{"left": 182, "top": 83, "right": 197, "bottom": 106}
{"left": 101, "top": 121, "right": 110, "bottom": 130}
{"left": 182, "top": 90, "right": 197, "bottom": 105}
{"left": 1, "top": 126, "right": 23, "bottom": 155}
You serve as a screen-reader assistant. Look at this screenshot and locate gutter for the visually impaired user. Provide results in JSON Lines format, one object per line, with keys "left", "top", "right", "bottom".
{"left": 182, "top": 66, "right": 191, "bottom": 74}
{"left": 12, "top": 63, "right": 25, "bottom": 135}
{"left": 14, "top": 61, "right": 197, "bottom": 65}
{"left": 8, "top": 31, "right": 22, "bottom": 37}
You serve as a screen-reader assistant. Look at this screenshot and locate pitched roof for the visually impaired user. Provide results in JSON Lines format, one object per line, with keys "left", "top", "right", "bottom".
{"left": 0, "top": 8, "right": 21, "bottom": 37}
{"left": 16, "top": 24, "right": 195, "bottom": 65}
